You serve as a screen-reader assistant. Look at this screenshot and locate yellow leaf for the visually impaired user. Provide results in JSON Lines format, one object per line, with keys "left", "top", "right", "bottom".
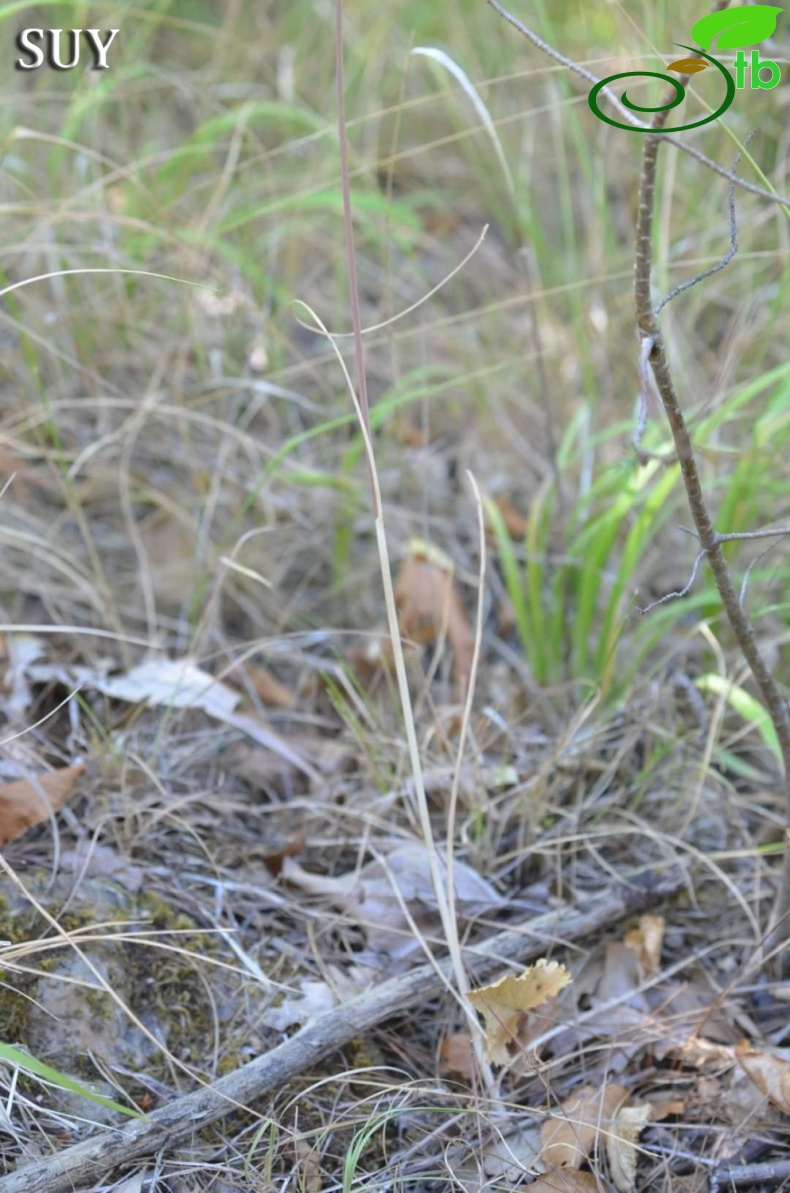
{"left": 468, "top": 959, "right": 571, "bottom": 1065}
{"left": 606, "top": 1102, "right": 651, "bottom": 1192}
{"left": 667, "top": 57, "right": 708, "bottom": 73}
{"left": 624, "top": 914, "right": 665, "bottom": 979}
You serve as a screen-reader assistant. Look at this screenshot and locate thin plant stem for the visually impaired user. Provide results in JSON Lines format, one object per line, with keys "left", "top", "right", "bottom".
{"left": 633, "top": 129, "right": 790, "bottom": 957}
{"left": 334, "top": 1, "right": 479, "bottom": 1028}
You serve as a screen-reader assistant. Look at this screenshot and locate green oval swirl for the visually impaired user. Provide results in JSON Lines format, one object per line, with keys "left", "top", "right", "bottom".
{"left": 588, "top": 45, "right": 736, "bottom": 132}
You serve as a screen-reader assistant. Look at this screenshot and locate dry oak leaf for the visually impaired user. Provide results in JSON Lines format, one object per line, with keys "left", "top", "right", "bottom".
{"left": 393, "top": 540, "right": 474, "bottom": 701}
{"left": 282, "top": 844, "right": 502, "bottom": 962}
{"left": 293, "top": 1138, "right": 322, "bottom": 1193}
{"left": 606, "top": 1102, "right": 651, "bottom": 1193}
{"left": 0, "top": 762, "right": 85, "bottom": 846}
{"left": 439, "top": 1032, "right": 475, "bottom": 1078}
{"left": 468, "top": 958, "right": 572, "bottom": 1065}
{"left": 244, "top": 664, "right": 296, "bottom": 710}
{"left": 481, "top": 1122, "right": 543, "bottom": 1180}
{"left": 529, "top": 1172, "right": 599, "bottom": 1192}
{"left": 539, "top": 1083, "right": 626, "bottom": 1170}
{"left": 27, "top": 655, "right": 321, "bottom": 782}
{"left": 624, "top": 914, "right": 665, "bottom": 980}
{"left": 735, "top": 1040, "right": 790, "bottom": 1114}
{"left": 491, "top": 494, "right": 528, "bottom": 539}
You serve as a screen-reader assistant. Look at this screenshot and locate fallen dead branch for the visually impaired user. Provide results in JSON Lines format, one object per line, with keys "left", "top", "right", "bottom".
{"left": 0, "top": 874, "right": 683, "bottom": 1193}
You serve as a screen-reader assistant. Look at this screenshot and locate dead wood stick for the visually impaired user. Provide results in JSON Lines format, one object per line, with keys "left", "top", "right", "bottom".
{"left": 0, "top": 877, "right": 681, "bottom": 1193}
{"left": 710, "top": 1159, "right": 790, "bottom": 1189}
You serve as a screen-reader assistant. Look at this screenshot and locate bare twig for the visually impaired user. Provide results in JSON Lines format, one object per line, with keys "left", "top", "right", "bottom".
{"left": 710, "top": 1159, "right": 790, "bottom": 1191}
{"left": 637, "top": 550, "right": 705, "bottom": 614}
{"left": 708, "top": 527, "right": 790, "bottom": 543}
{"left": 639, "top": 526, "right": 790, "bottom": 612}
{"left": 633, "top": 126, "right": 790, "bottom": 954}
{"left": 484, "top": 0, "right": 790, "bottom": 210}
{"left": 654, "top": 145, "right": 741, "bottom": 315}
{"left": 0, "top": 879, "right": 682, "bottom": 1193}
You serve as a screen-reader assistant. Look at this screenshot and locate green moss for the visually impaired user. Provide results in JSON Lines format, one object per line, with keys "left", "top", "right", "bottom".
{"left": 0, "top": 880, "right": 244, "bottom": 1093}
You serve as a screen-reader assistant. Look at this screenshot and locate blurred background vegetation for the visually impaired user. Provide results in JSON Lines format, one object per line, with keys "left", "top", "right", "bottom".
{"left": 1, "top": 1, "right": 787, "bottom": 702}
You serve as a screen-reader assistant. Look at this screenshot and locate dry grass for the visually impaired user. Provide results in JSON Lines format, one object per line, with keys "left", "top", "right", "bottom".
{"left": 0, "top": 1, "right": 789, "bottom": 1189}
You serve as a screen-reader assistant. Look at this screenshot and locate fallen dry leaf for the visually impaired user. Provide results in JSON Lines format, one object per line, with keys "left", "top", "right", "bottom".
{"left": 260, "top": 829, "right": 305, "bottom": 878}
{"left": 245, "top": 663, "right": 296, "bottom": 710}
{"left": 481, "top": 1122, "right": 543, "bottom": 1180}
{"left": 265, "top": 965, "right": 373, "bottom": 1031}
{"left": 735, "top": 1040, "right": 790, "bottom": 1114}
{"left": 348, "top": 637, "right": 393, "bottom": 690}
{"left": 529, "top": 1172, "right": 599, "bottom": 1192}
{"left": 393, "top": 541, "right": 474, "bottom": 701}
{"left": 26, "top": 655, "right": 322, "bottom": 782}
{"left": 58, "top": 842, "right": 144, "bottom": 893}
{"left": 88, "top": 656, "right": 240, "bottom": 718}
{"left": 396, "top": 422, "right": 430, "bottom": 448}
{"left": 644, "top": 1096, "right": 686, "bottom": 1121}
{"left": 491, "top": 494, "right": 528, "bottom": 539}
{"left": 439, "top": 1032, "right": 475, "bottom": 1078}
{"left": 539, "top": 1083, "right": 625, "bottom": 1169}
{"left": 468, "top": 959, "right": 572, "bottom": 1065}
{"left": 225, "top": 736, "right": 350, "bottom": 790}
{"left": 624, "top": 914, "right": 665, "bottom": 980}
{"left": 0, "top": 762, "right": 85, "bottom": 846}
{"left": 282, "top": 843, "right": 502, "bottom": 961}
{"left": 137, "top": 507, "right": 200, "bottom": 605}
{"left": 293, "top": 1138, "right": 322, "bottom": 1193}
{"left": 606, "top": 1101, "right": 651, "bottom": 1192}
{"left": 597, "top": 941, "right": 643, "bottom": 1002}
{"left": 1, "top": 634, "right": 46, "bottom": 719}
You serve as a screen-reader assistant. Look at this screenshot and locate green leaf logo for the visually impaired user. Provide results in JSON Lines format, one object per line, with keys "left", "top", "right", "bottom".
{"left": 691, "top": 5, "right": 783, "bottom": 51}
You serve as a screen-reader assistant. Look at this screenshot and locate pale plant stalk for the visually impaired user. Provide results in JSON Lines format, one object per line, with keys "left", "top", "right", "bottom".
{"left": 334, "top": 0, "right": 494, "bottom": 1042}
{"left": 291, "top": 294, "right": 482, "bottom": 1022}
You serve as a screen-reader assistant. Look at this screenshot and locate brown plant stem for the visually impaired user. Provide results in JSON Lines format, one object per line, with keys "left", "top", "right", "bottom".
{"left": 633, "top": 131, "right": 790, "bottom": 957}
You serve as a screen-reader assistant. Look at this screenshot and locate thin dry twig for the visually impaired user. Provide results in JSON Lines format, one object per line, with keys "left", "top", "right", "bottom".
{"left": 632, "top": 126, "right": 790, "bottom": 953}
{"left": 654, "top": 143, "right": 742, "bottom": 316}
{"left": 332, "top": 0, "right": 469, "bottom": 1028}
{"left": 710, "top": 1159, "right": 790, "bottom": 1191}
{"left": 0, "top": 877, "right": 683, "bottom": 1193}
{"left": 484, "top": 0, "right": 790, "bottom": 210}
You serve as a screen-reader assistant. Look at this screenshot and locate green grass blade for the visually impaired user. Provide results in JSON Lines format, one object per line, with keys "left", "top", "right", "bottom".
{"left": 0, "top": 1043, "right": 146, "bottom": 1120}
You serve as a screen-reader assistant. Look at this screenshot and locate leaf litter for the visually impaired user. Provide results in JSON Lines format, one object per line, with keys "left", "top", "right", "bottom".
{"left": 281, "top": 842, "right": 503, "bottom": 962}
{"left": 393, "top": 539, "right": 475, "bottom": 701}
{"left": 17, "top": 647, "right": 321, "bottom": 780}
{"left": 468, "top": 959, "right": 572, "bottom": 1065}
{"left": 0, "top": 763, "right": 84, "bottom": 846}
